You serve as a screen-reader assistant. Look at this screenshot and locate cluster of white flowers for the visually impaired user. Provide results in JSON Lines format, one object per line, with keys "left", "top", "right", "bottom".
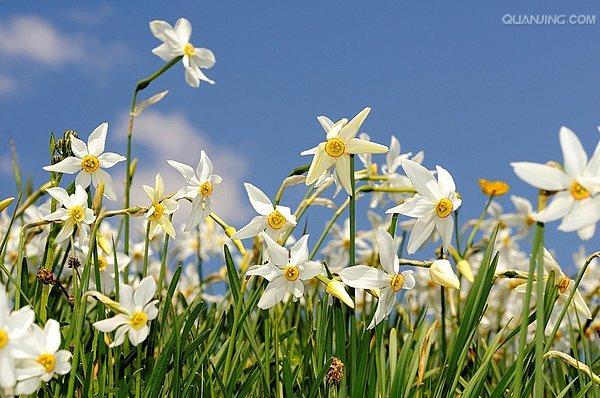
{"left": 0, "top": 285, "right": 71, "bottom": 396}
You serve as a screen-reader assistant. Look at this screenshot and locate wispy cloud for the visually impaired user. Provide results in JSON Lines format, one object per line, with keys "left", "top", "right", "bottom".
{"left": 0, "top": 14, "right": 131, "bottom": 95}
{"left": 0, "top": 15, "right": 129, "bottom": 69}
{"left": 114, "top": 110, "right": 250, "bottom": 224}
{"left": 0, "top": 15, "right": 84, "bottom": 66}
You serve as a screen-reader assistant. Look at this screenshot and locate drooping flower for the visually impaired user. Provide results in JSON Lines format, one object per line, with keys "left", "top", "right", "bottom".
{"left": 0, "top": 285, "right": 35, "bottom": 390}
{"left": 92, "top": 276, "right": 159, "bottom": 347}
{"left": 511, "top": 126, "right": 600, "bottom": 240}
{"left": 168, "top": 150, "right": 222, "bottom": 230}
{"left": 14, "top": 320, "right": 72, "bottom": 395}
{"left": 246, "top": 233, "right": 322, "bottom": 309}
{"left": 232, "top": 183, "right": 296, "bottom": 240}
{"left": 386, "top": 160, "right": 461, "bottom": 254}
{"left": 149, "top": 18, "right": 216, "bottom": 88}
{"left": 339, "top": 228, "right": 415, "bottom": 329}
{"left": 44, "top": 185, "right": 95, "bottom": 244}
{"left": 143, "top": 174, "right": 179, "bottom": 239}
{"left": 42, "top": 123, "right": 125, "bottom": 201}
{"left": 302, "top": 107, "right": 388, "bottom": 195}
{"left": 514, "top": 248, "right": 592, "bottom": 319}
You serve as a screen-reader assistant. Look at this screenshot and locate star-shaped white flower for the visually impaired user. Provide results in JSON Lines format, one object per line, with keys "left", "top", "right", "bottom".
{"left": 43, "top": 123, "right": 126, "bottom": 201}
{"left": 386, "top": 160, "right": 461, "bottom": 254}
{"left": 44, "top": 185, "right": 96, "bottom": 244}
{"left": 514, "top": 248, "right": 592, "bottom": 320}
{"left": 511, "top": 126, "right": 600, "bottom": 240}
{"left": 14, "top": 320, "right": 72, "bottom": 395}
{"left": 0, "top": 285, "right": 35, "bottom": 390}
{"left": 302, "top": 107, "right": 388, "bottom": 195}
{"left": 339, "top": 228, "right": 415, "bottom": 329}
{"left": 93, "top": 276, "right": 159, "bottom": 347}
{"left": 246, "top": 233, "right": 323, "bottom": 309}
{"left": 150, "top": 18, "right": 216, "bottom": 88}
{"left": 143, "top": 174, "right": 179, "bottom": 240}
{"left": 168, "top": 150, "right": 222, "bottom": 231}
{"left": 232, "top": 183, "right": 296, "bottom": 240}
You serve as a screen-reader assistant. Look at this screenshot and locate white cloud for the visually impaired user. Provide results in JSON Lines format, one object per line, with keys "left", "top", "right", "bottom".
{"left": 0, "top": 74, "right": 16, "bottom": 95}
{"left": 0, "top": 15, "right": 129, "bottom": 69}
{"left": 0, "top": 15, "right": 83, "bottom": 66}
{"left": 114, "top": 110, "right": 250, "bottom": 225}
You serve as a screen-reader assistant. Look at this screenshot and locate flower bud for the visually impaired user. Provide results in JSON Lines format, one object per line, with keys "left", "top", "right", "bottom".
{"left": 429, "top": 259, "right": 460, "bottom": 290}
{"left": 0, "top": 197, "right": 14, "bottom": 212}
{"left": 93, "top": 182, "right": 105, "bottom": 213}
{"left": 326, "top": 279, "right": 355, "bottom": 308}
{"left": 456, "top": 259, "right": 474, "bottom": 283}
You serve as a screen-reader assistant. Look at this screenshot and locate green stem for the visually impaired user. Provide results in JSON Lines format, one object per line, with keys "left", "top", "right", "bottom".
{"left": 463, "top": 195, "right": 492, "bottom": 257}
{"left": 513, "top": 221, "right": 544, "bottom": 396}
{"left": 533, "top": 230, "right": 545, "bottom": 397}
{"left": 349, "top": 155, "right": 356, "bottom": 270}
{"left": 124, "top": 56, "right": 181, "bottom": 277}
{"left": 309, "top": 197, "right": 349, "bottom": 260}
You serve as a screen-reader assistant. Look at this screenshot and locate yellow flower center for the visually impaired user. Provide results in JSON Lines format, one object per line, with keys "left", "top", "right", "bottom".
{"left": 200, "top": 181, "right": 213, "bottom": 196}
{"left": 570, "top": 182, "right": 590, "bottom": 201}
{"left": 435, "top": 198, "right": 453, "bottom": 218}
{"left": 267, "top": 210, "right": 286, "bottom": 230}
{"left": 0, "top": 329, "right": 8, "bottom": 350}
{"left": 369, "top": 163, "right": 378, "bottom": 175}
{"left": 283, "top": 265, "right": 299, "bottom": 281}
{"left": 557, "top": 277, "right": 570, "bottom": 294}
{"left": 130, "top": 311, "right": 148, "bottom": 330}
{"left": 478, "top": 179, "right": 510, "bottom": 196}
{"left": 184, "top": 43, "right": 196, "bottom": 57}
{"left": 390, "top": 273, "right": 405, "bottom": 292}
{"left": 526, "top": 215, "right": 536, "bottom": 226}
{"left": 98, "top": 256, "right": 108, "bottom": 272}
{"left": 37, "top": 353, "right": 56, "bottom": 373}
{"left": 81, "top": 155, "right": 100, "bottom": 173}
{"left": 149, "top": 203, "right": 165, "bottom": 221}
{"left": 70, "top": 206, "right": 85, "bottom": 223}
{"left": 324, "top": 138, "right": 346, "bottom": 158}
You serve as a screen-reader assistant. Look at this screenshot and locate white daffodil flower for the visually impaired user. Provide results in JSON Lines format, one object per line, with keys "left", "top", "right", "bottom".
{"left": 143, "top": 174, "right": 179, "bottom": 240}
{"left": 246, "top": 233, "right": 322, "bottom": 309}
{"left": 42, "top": 123, "right": 125, "bottom": 201}
{"left": 232, "top": 183, "right": 296, "bottom": 240}
{"left": 386, "top": 160, "right": 461, "bottom": 254}
{"left": 502, "top": 195, "right": 536, "bottom": 239}
{"left": 0, "top": 285, "right": 35, "bottom": 390}
{"left": 93, "top": 276, "right": 159, "bottom": 347}
{"left": 511, "top": 126, "right": 600, "bottom": 240}
{"left": 302, "top": 107, "right": 388, "bottom": 195}
{"left": 149, "top": 18, "right": 216, "bottom": 88}
{"left": 44, "top": 185, "right": 95, "bottom": 244}
{"left": 168, "top": 150, "right": 222, "bottom": 231}
{"left": 14, "top": 320, "right": 72, "bottom": 395}
{"left": 339, "top": 228, "right": 415, "bottom": 329}
{"left": 514, "top": 248, "right": 592, "bottom": 319}
{"left": 369, "top": 135, "right": 418, "bottom": 208}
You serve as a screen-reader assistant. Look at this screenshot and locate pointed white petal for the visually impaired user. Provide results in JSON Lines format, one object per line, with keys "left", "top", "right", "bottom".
{"left": 339, "top": 265, "right": 390, "bottom": 289}
{"left": 559, "top": 126, "right": 587, "bottom": 177}
{"left": 511, "top": 162, "right": 570, "bottom": 191}
{"left": 401, "top": 160, "right": 441, "bottom": 201}
{"left": 43, "top": 157, "right": 82, "bottom": 174}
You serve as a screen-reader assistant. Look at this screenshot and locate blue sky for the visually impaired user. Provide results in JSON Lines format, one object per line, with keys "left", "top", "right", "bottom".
{"left": 1, "top": 2, "right": 599, "bottom": 268}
